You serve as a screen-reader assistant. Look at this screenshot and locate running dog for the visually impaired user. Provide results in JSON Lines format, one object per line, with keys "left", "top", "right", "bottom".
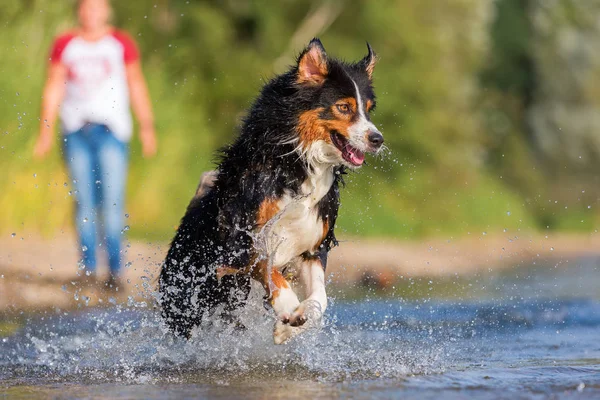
{"left": 159, "top": 39, "right": 383, "bottom": 344}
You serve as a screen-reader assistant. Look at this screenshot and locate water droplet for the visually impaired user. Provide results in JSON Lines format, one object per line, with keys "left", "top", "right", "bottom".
{"left": 122, "top": 225, "right": 130, "bottom": 232}
{"left": 506, "top": 211, "right": 511, "bottom": 216}
{"left": 83, "top": 218, "right": 88, "bottom": 223}
{"left": 11, "top": 233, "right": 16, "bottom": 238}
{"left": 81, "top": 245, "right": 88, "bottom": 251}
{"left": 550, "top": 247, "right": 554, "bottom": 251}
{"left": 125, "top": 213, "right": 129, "bottom": 218}
{"left": 33, "top": 173, "right": 37, "bottom": 178}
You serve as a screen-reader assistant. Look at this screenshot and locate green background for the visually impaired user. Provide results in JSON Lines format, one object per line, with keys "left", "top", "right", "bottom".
{"left": 1, "top": 0, "right": 598, "bottom": 241}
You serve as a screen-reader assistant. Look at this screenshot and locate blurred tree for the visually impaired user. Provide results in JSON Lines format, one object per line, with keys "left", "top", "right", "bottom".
{"left": 479, "top": 0, "right": 545, "bottom": 218}
{"left": 528, "top": 0, "right": 600, "bottom": 170}
{"left": 4, "top": 0, "right": 598, "bottom": 239}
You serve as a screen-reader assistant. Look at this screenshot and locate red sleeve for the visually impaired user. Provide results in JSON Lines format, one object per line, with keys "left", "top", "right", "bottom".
{"left": 112, "top": 30, "right": 140, "bottom": 64}
{"left": 49, "top": 33, "right": 75, "bottom": 64}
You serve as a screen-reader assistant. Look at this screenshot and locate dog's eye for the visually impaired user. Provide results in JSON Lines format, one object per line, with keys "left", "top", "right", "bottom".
{"left": 336, "top": 104, "right": 351, "bottom": 114}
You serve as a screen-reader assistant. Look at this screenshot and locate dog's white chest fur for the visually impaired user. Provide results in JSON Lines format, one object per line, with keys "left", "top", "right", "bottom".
{"left": 258, "top": 166, "right": 334, "bottom": 267}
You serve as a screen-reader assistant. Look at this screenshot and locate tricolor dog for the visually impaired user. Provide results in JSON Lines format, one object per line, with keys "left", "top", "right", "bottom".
{"left": 159, "top": 39, "right": 383, "bottom": 344}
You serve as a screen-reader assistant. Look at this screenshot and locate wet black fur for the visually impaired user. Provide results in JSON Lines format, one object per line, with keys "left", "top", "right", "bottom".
{"left": 159, "top": 39, "right": 376, "bottom": 337}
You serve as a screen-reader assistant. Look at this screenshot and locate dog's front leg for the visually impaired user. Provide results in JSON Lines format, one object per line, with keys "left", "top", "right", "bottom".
{"left": 290, "top": 256, "right": 327, "bottom": 326}
{"left": 254, "top": 262, "right": 304, "bottom": 344}
{"left": 268, "top": 268, "right": 301, "bottom": 324}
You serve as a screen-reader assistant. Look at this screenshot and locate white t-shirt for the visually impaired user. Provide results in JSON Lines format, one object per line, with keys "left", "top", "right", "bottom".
{"left": 50, "top": 30, "right": 139, "bottom": 142}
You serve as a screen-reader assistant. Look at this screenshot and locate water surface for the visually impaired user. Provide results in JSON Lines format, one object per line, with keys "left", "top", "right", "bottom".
{"left": 1, "top": 258, "right": 599, "bottom": 399}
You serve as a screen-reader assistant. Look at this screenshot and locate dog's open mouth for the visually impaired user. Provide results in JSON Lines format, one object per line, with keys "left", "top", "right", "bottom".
{"left": 330, "top": 132, "right": 365, "bottom": 166}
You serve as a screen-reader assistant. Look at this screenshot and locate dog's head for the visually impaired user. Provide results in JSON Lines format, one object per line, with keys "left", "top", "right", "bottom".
{"left": 293, "top": 38, "right": 382, "bottom": 169}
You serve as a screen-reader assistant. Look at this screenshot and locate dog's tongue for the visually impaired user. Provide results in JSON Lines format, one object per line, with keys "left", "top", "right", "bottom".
{"left": 345, "top": 144, "right": 365, "bottom": 166}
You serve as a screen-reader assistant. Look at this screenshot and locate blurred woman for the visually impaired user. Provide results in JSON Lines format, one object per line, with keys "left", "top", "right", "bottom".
{"left": 33, "top": 0, "right": 157, "bottom": 290}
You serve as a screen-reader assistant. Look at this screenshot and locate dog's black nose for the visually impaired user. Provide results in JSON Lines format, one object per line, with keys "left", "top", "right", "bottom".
{"left": 367, "top": 131, "right": 384, "bottom": 148}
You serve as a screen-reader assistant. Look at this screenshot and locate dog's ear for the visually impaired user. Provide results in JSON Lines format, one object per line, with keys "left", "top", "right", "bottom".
{"left": 297, "top": 38, "right": 328, "bottom": 85}
{"left": 360, "top": 42, "right": 377, "bottom": 80}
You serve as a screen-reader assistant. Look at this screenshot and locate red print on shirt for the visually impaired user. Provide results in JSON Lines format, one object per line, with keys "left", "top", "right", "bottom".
{"left": 66, "top": 56, "right": 112, "bottom": 98}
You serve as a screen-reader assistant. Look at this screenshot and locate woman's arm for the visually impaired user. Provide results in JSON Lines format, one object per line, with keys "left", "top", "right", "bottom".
{"left": 33, "top": 63, "right": 67, "bottom": 158}
{"left": 126, "top": 61, "right": 157, "bottom": 157}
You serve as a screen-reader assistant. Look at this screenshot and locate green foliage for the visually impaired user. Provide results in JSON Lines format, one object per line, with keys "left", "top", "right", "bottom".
{"left": 0, "top": 0, "right": 595, "bottom": 241}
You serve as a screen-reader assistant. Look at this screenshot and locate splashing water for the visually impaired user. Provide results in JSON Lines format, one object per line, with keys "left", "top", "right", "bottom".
{"left": 0, "top": 285, "right": 449, "bottom": 385}
{"left": 1, "top": 259, "right": 600, "bottom": 399}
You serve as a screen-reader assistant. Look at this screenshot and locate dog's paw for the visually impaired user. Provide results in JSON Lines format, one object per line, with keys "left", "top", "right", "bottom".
{"left": 288, "top": 302, "right": 310, "bottom": 327}
{"left": 276, "top": 311, "right": 304, "bottom": 326}
{"left": 273, "top": 300, "right": 324, "bottom": 344}
{"left": 289, "top": 299, "right": 323, "bottom": 327}
{"left": 278, "top": 311, "right": 291, "bottom": 324}
{"left": 273, "top": 319, "right": 304, "bottom": 345}
{"left": 289, "top": 312, "right": 307, "bottom": 327}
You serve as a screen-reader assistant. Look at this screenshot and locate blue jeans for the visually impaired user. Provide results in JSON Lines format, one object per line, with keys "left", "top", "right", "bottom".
{"left": 62, "top": 123, "right": 128, "bottom": 276}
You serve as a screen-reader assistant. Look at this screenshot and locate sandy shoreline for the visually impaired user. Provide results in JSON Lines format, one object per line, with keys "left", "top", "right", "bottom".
{"left": 1, "top": 231, "right": 599, "bottom": 313}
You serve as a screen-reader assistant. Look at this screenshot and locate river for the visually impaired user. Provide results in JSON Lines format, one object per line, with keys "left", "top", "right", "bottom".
{"left": 1, "top": 257, "right": 599, "bottom": 399}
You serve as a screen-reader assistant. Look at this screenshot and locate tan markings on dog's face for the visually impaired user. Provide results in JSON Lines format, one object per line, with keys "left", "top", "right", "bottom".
{"left": 256, "top": 198, "right": 280, "bottom": 227}
{"left": 331, "top": 97, "right": 357, "bottom": 120}
{"left": 297, "top": 98, "right": 360, "bottom": 148}
{"left": 297, "top": 108, "right": 328, "bottom": 148}
{"left": 366, "top": 99, "right": 374, "bottom": 113}
{"left": 321, "top": 104, "right": 356, "bottom": 139}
